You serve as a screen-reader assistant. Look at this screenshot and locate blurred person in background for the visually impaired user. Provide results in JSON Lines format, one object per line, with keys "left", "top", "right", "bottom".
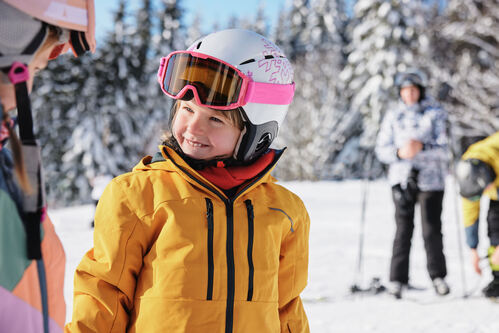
{"left": 0, "top": 1, "right": 95, "bottom": 332}
{"left": 456, "top": 131, "right": 499, "bottom": 298}
{"left": 375, "top": 69, "right": 450, "bottom": 299}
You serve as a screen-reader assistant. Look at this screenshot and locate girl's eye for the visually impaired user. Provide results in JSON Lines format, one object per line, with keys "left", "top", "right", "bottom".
{"left": 183, "top": 106, "right": 194, "bottom": 113}
{"left": 210, "top": 116, "right": 223, "bottom": 123}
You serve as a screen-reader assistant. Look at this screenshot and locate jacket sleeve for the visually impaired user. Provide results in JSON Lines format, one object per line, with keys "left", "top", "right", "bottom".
{"left": 375, "top": 111, "right": 398, "bottom": 165}
{"left": 65, "top": 179, "right": 148, "bottom": 333}
{"left": 278, "top": 200, "right": 310, "bottom": 333}
{"left": 42, "top": 215, "right": 67, "bottom": 329}
{"left": 462, "top": 197, "right": 480, "bottom": 249}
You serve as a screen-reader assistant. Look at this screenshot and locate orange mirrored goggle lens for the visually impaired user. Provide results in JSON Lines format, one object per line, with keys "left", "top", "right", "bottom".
{"left": 163, "top": 53, "right": 243, "bottom": 107}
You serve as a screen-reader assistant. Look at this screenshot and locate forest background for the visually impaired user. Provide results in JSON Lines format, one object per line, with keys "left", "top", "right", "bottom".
{"left": 31, "top": 0, "right": 499, "bottom": 206}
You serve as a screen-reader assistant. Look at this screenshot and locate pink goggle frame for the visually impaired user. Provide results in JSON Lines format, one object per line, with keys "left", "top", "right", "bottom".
{"left": 157, "top": 51, "right": 295, "bottom": 110}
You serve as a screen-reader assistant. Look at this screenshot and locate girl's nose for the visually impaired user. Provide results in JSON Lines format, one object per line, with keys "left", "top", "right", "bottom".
{"left": 187, "top": 114, "right": 205, "bottom": 135}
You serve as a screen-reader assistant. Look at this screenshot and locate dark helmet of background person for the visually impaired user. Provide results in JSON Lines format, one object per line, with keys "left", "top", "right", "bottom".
{"left": 394, "top": 68, "right": 428, "bottom": 102}
{"left": 456, "top": 158, "right": 496, "bottom": 200}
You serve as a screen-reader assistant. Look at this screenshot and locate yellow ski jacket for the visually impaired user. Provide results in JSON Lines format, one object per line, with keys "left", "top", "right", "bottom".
{"left": 461, "top": 131, "right": 499, "bottom": 248}
{"left": 65, "top": 146, "right": 310, "bottom": 333}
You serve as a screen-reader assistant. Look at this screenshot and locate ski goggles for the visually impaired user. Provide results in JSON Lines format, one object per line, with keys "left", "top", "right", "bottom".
{"left": 157, "top": 51, "right": 295, "bottom": 110}
{"left": 49, "top": 28, "right": 92, "bottom": 60}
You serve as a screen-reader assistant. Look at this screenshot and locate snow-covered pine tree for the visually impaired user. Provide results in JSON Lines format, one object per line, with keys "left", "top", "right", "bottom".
{"left": 284, "top": 0, "right": 309, "bottom": 61}
{"left": 157, "top": 0, "right": 184, "bottom": 55}
{"left": 31, "top": 52, "right": 92, "bottom": 205}
{"left": 142, "top": 0, "right": 186, "bottom": 155}
{"left": 185, "top": 13, "right": 203, "bottom": 47}
{"left": 55, "top": 0, "right": 135, "bottom": 204}
{"left": 128, "top": 0, "right": 166, "bottom": 157}
{"left": 226, "top": 15, "right": 240, "bottom": 29}
{"left": 273, "top": 3, "right": 291, "bottom": 51}
{"left": 332, "top": 0, "right": 431, "bottom": 179}
{"left": 427, "top": 0, "right": 499, "bottom": 155}
{"left": 274, "top": 0, "right": 348, "bottom": 180}
{"left": 242, "top": 2, "right": 269, "bottom": 36}
{"left": 45, "top": 0, "right": 157, "bottom": 205}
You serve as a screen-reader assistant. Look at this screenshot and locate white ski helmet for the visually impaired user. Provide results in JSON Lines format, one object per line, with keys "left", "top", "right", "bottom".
{"left": 159, "top": 29, "right": 295, "bottom": 162}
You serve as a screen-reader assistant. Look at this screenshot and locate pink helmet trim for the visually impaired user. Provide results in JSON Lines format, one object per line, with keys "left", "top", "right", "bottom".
{"left": 244, "top": 81, "right": 295, "bottom": 105}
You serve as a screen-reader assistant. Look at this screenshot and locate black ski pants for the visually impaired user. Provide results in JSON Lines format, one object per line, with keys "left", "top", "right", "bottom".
{"left": 389, "top": 185, "right": 447, "bottom": 283}
{"left": 487, "top": 199, "right": 499, "bottom": 278}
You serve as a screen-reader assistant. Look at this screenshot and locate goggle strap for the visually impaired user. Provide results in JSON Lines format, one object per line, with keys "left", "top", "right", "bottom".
{"left": 244, "top": 81, "right": 295, "bottom": 105}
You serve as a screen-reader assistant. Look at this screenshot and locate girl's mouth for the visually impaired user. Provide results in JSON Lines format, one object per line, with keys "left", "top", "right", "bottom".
{"left": 185, "top": 138, "right": 208, "bottom": 148}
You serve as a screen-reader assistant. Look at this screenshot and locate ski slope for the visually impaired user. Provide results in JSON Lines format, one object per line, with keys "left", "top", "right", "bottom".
{"left": 50, "top": 179, "right": 498, "bottom": 332}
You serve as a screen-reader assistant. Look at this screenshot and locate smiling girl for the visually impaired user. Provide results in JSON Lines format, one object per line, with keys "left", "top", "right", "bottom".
{"left": 66, "top": 29, "right": 310, "bottom": 333}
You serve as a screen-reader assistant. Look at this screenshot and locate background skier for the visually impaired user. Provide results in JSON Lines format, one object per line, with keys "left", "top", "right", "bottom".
{"left": 456, "top": 131, "right": 499, "bottom": 298}
{"left": 375, "top": 69, "right": 450, "bottom": 298}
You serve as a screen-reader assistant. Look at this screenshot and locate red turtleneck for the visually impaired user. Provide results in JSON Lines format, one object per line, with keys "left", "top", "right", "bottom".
{"left": 198, "top": 150, "right": 276, "bottom": 190}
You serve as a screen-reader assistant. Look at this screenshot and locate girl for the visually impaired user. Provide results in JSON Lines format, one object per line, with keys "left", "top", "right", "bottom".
{"left": 66, "top": 29, "right": 310, "bottom": 333}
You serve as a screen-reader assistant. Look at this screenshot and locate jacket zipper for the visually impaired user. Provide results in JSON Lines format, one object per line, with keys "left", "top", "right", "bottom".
{"left": 224, "top": 203, "right": 235, "bottom": 333}
{"left": 163, "top": 148, "right": 283, "bottom": 333}
{"left": 205, "top": 198, "right": 214, "bottom": 301}
{"left": 244, "top": 199, "right": 254, "bottom": 301}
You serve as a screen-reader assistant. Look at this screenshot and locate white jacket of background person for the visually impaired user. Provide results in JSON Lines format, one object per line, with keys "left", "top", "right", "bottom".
{"left": 375, "top": 97, "right": 449, "bottom": 192}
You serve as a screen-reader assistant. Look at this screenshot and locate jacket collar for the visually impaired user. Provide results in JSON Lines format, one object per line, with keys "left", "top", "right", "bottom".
{"left": 134, "top": 145, "right": 284, "bottom": 200}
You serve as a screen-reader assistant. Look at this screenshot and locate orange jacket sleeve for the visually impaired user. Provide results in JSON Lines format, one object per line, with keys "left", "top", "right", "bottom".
{"left": 278, "top": 201, "right": 310, "bottom": 333}
{"left": 65, "top": 179, "right": 148, "bottom": 332}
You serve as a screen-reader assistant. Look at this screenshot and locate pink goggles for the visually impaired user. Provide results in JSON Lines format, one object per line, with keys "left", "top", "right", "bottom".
{"left": 157, "top": 51, "right": 295, "bottom": 110}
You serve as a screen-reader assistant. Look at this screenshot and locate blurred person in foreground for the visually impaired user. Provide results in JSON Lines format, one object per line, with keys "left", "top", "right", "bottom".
{"left": 375, "top": 69, "right": 450, "bottom": 298}
{"left": 456, "top": 131, "right": 499, "bottom": 298}
{"left": 0, "top": 1, "right": 95, "bottom": 331}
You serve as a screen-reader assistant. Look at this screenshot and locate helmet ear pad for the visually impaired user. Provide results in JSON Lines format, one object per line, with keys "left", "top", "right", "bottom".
{"left": 234, "top": 118, "right": 278, "bottom": 162}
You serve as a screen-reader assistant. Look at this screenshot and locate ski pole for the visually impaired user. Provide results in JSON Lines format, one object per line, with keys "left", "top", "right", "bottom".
{"left": 351, "top": 177, "right": 369, "bottom": 292}
{"left": 452, "top": 173, "right": 468, "bottom": 297}
{"left": 351, "top": 150, "right": 375, "bottom": 293}
{"left": 447, "top": 121, "right": 468, "bottom": 297}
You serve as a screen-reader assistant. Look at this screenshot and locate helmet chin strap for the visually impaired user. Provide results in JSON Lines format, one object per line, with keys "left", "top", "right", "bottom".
{"left": 8, "top": 61, "right": 45, "bottom": 260}
{"left": 233, "top": 126, "right": 247, "bottom": 160}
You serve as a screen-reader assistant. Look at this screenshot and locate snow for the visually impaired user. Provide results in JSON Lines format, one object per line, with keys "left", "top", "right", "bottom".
{"left": 49, "top": 179, "right": 499, "bottom": 332}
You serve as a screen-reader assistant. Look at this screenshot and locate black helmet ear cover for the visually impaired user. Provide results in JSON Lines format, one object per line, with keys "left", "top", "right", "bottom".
{"left": 234, "top": 111, "right": 278, "bottom": 162}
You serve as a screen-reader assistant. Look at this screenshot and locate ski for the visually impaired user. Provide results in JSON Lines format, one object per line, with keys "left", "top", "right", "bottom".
{"left": 350, "top": 277, "right": 386, "bottom": 295}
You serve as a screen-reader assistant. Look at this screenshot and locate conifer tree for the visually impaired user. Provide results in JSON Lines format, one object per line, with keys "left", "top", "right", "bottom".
{"left": 428, "top": 0, "right": 499, "bottom": 152}
{"left": 274, "top": 0, "right": 347, "bottom": 180}
{"left": 332, "top": 0, "right": 431, "bottom": 178}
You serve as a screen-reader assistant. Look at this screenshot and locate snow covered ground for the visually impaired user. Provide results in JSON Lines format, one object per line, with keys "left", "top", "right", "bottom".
{"left": 50, "top": 179, "right": 498, "bottom": 332}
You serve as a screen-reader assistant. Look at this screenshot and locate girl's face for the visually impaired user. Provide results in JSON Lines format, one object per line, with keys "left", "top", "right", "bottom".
{"left": 400, "top": 85, "right": 420, "bottom": 106}
{"left": 172, "top": 100, "right": 242, "bottom": 160}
